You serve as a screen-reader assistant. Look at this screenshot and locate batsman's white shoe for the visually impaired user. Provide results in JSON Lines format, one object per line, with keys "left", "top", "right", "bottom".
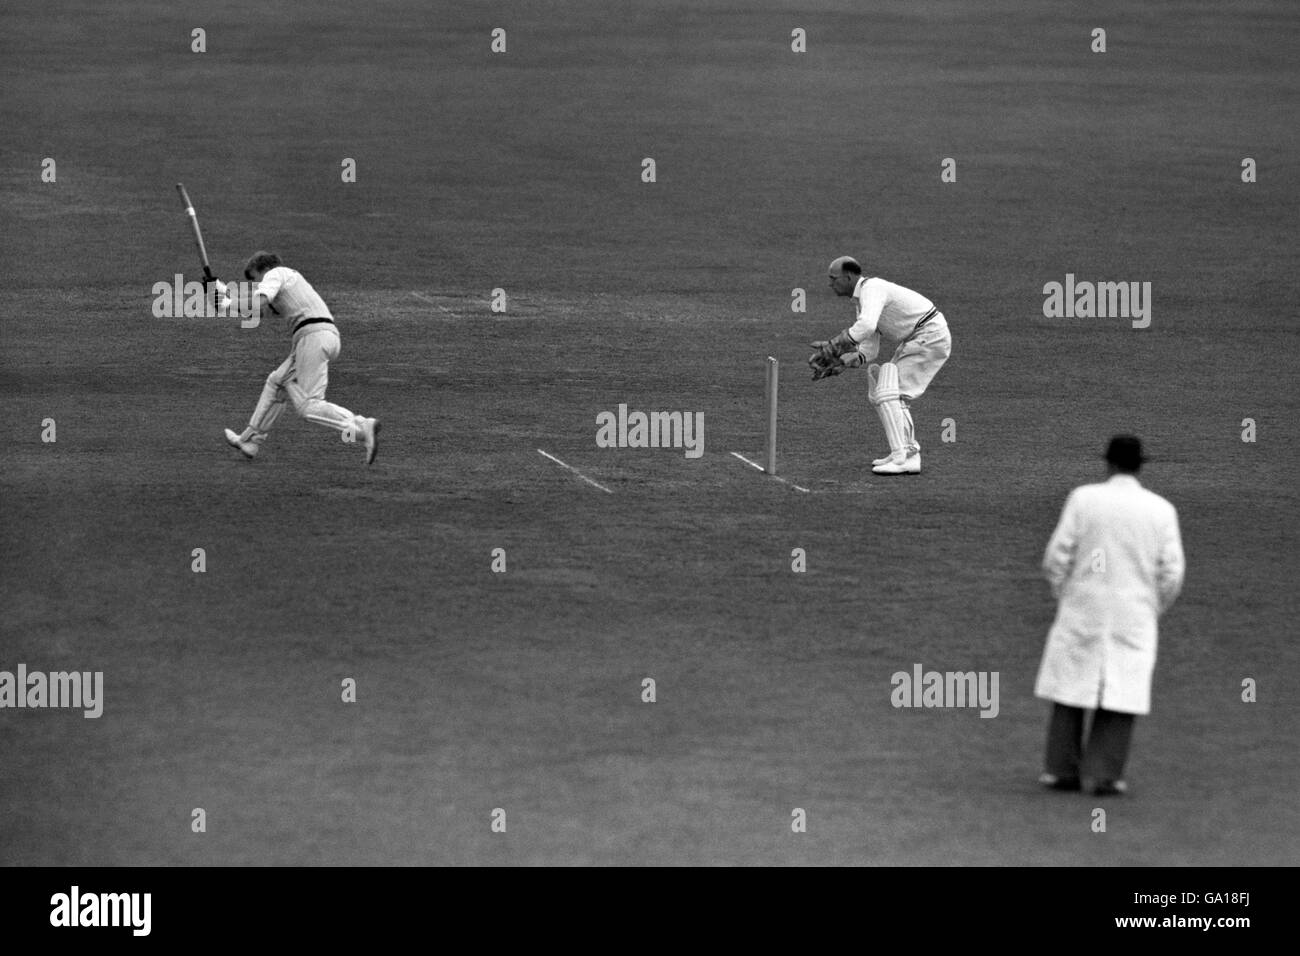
{"left": 872, "top": 452, "right": 921, "bottom": 475}
{"left": 224, "top": 428, "right": 259, "bottom": 459}
{"left": 362, "top": 417, "right": 381, "bottom": 465}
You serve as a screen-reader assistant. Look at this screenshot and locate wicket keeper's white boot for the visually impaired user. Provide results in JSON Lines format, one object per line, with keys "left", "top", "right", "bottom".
{"left": 875, "top": 438, "right": 920, "bottom": 467}
{"left": 873, "top": 439, "right": 915, "bottom": 468}
{"left": 872, "top": 450, "right": 921, "bottom": 475}
{"left": 224, "top": 428, "right": 261, "bottom": 459}
{"left": 874, "top": 445, "right": 920, "bottom": 467}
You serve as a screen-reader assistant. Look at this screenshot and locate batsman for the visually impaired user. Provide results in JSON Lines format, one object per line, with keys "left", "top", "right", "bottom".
{"left": 809, "top": 257, "right": 952, "bottom": 475}
{"left": 218, "top": 251, "right": 380, "bottom": 465}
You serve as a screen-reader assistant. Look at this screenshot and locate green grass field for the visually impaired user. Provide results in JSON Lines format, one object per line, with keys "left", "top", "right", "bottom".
{"left": 1, "top": 0, "right": 1297, "bottom": 865}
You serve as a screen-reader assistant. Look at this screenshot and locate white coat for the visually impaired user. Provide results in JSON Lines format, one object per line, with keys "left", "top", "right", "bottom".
{"left": 1035, "top": 474, "right": 1185, "bottom": 715}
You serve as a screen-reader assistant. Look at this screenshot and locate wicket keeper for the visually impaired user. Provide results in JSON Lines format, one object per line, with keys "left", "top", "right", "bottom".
{"left": 809, "top": 257, "right": 952, "bottom": 475}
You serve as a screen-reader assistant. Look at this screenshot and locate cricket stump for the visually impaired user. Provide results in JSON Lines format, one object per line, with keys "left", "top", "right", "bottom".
{"left": 764, "top": 356, "right": 778, "bottom": 475}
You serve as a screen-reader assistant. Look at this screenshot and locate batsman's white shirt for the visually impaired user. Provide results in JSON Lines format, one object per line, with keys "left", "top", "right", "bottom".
{"left": 846, "top": 276, "right": 935, "bottom": 351}
{"left": 256, "top": 267, "right": 334, "bottom": 336}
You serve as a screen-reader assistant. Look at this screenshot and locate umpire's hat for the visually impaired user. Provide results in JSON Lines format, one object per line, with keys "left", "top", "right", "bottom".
{"left": 1104, "top": 435, "right": 1147, "bottom": 470}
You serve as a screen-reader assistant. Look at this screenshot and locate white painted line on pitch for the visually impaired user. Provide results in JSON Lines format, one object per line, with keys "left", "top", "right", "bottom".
{"left": 730, "top": 451, "right": 766, "bottom": 472}
{"left": 538, "top": 449, "right": 614, "bottom": 494}
{"left": 729, "top": 452, "right": 811, "bottom": 493}
{"left": 410, "top": 291, "right": 455, "bottom": 313}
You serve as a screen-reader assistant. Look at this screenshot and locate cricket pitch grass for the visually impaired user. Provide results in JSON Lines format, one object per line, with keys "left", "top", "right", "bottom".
{"left": 1, "top": 0, "right": 1297, "bottom": 865}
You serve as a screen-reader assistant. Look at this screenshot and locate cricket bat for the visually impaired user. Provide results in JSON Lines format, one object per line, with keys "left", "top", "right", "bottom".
{"left": 175, "top": 183, "right": 215, "bottom": 283}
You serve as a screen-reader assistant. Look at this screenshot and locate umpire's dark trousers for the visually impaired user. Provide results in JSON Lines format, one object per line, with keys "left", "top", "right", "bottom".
{"left": 1044, "top": 704, "right": 1135, "bottom": 782}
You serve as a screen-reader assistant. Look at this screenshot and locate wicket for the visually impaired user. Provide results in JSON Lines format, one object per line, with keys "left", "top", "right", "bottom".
{"left": 764, "top": 356, "right": 778, "bottom": 475}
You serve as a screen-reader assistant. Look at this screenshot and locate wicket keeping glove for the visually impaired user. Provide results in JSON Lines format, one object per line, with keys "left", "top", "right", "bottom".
{"left": 809, "top": 339, "right": 835, "bottom": 364}
{"left": 828, "top": 328, "right": 859, "bottom": 357}
{"left": 839, "top": 350, "right": 866, "bottom": 369}
{"left": 808, "top": 343, "right": 844, "bottom": 380}
{"left": 809, "top": 343, "right": 868, "bottom": 380}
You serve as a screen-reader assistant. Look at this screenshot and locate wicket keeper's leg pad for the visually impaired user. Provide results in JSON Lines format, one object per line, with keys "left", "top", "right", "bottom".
{"left": 869, "top": 363, "right": 908, "bottom": 454}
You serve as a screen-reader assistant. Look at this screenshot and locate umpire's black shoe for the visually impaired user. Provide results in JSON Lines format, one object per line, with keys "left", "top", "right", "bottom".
{"left": 1092, "top": 779, "right": 1129, "bottom": 797}
{"left": 1038, "top": 773, "right": 1082, "bottom": 792}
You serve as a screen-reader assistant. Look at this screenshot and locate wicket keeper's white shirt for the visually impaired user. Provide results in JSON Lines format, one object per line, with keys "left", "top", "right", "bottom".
{"left": 256, "top": 267, "right": 334, "bottom": 335}
{"left": 847, "top": 277, "right": 935, "bottom": 348}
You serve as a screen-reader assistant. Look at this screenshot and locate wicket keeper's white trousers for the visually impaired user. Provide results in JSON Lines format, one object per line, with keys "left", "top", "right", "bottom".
{"left": 892, "top": 314, "right": 951, "bottom": 401}
{"left": 249, "top": 325, "right": 361, "bottom": 438}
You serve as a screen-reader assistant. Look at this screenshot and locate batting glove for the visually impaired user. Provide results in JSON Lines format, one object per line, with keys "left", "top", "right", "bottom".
{"left": 211, "top": 279, "right": 233, "bottom": 312}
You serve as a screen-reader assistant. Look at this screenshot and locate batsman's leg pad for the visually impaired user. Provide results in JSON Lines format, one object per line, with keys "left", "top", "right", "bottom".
{"left": 248, "top": 373, "right": 288, "bottom": 436}
{"left": 287, "top": 379, "right": 359, "bottom": 434}
{"left": 302, "top": 404, "right": 358, "bottom": 433}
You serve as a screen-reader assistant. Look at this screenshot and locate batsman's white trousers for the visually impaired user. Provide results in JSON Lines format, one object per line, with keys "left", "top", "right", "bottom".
{"left": 249, "top": 325, "right": 360, "bottom": 437}
{"left": 891, "top": 314, "right": 952, "bottom": 401}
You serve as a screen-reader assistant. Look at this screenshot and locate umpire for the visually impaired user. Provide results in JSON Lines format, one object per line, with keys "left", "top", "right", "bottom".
{"left": 1035, "top": 436, "right": 1186, "bottom": 796}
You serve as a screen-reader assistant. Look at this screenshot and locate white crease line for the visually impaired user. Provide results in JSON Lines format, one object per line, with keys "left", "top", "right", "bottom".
{"left": 538, "top": 449, "right": 614, "bottom": 494}
{"left": 410, "top": 291, "right": 455, "bottom": 313}
{"left": 729, "top": 452, "right": 810, "bottom": 493}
